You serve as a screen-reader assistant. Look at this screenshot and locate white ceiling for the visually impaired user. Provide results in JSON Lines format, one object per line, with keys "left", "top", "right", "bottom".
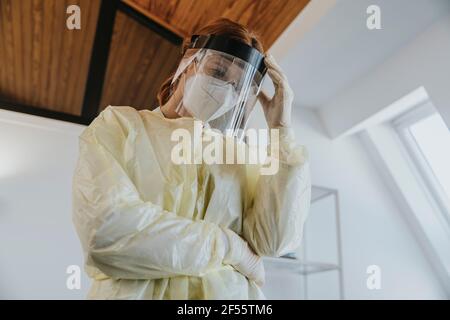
{"left": 278, "top": 0, "right": 450, "bottom": 109}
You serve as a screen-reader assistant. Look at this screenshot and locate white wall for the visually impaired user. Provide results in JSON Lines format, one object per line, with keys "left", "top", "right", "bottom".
{"left": 0, "top": 110, "right": 89, "bottom": 299}
{"left": 275, "top": 0, "right": 450, "bottom": 110}
{"left": 319, "top": 13, "right": 450, "bottom": 138}
{"left": 259, "top": 105, "right": 447, "bottom": 299}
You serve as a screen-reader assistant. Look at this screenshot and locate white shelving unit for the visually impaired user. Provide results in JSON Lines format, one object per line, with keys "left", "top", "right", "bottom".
{"left": 262, "top": 185, "right": 345, "bottom": 299}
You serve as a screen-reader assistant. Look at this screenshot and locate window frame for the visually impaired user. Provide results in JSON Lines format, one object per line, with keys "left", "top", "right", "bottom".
{"left": 392, "top": 101, "right": 450, "bottom": 228}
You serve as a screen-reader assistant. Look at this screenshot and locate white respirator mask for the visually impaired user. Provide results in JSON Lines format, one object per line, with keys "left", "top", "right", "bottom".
{"left": 182, "top": 74, "right": 238, "bottom": 122}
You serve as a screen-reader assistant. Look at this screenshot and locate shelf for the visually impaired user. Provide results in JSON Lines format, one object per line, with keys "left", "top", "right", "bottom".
{"left": 263, "top": 256, "right": 339, "bottom": 275}
{"left": 311, "top": 185, "right": 336, "bottom": 203}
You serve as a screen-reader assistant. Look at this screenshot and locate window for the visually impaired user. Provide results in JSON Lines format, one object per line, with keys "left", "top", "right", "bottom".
{"left": 394, "top": 102, "right": 450, "bottom": 227}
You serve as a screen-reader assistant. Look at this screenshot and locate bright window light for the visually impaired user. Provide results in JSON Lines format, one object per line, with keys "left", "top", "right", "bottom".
{"left": 409, "top": 114, "right": 450, "bottom": 201}
{"left": 394, "top": 102, "right": 450, "bottom": 226}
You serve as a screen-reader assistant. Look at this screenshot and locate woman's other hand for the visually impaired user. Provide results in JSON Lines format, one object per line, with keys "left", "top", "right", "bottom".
{"left": 258, "top": 54, "right": 294, "bottom": 129}
{"left": 222, "top": 228, "right": 265, "bottom": 286}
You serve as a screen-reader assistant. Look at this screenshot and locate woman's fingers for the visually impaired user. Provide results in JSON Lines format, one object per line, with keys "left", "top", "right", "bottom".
{"left": 264, "top": 54, "right": 293, "bottom": 101}
{"left": 264, "top": 54, "right": 287, "bottom": 85}
{"left": 243, "top": 249, "right": 265, "bottom": 287}
{"left": 251, "top": 257, "right": 266, "bottom": 287}
{"left": 257, "top": 90, "right": 272, "bottom": 109}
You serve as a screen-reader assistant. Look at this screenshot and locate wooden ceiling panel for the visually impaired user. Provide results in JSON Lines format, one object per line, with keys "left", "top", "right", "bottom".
{"left": 0, "top": 0, "right": 101, "bottom": 116}
{"left": 123, "top": 0, "right": 310, "bottom": 49}
{"left": 0, "top": 0, "right": 307, "bottom": 123}
{"left": 99, "top": 11, "right": 181, "bottom": 111}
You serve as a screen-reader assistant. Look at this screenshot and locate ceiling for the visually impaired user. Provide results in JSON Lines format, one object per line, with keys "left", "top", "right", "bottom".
{"left": 0, "top": 0, "right": 100, "bottom": 116}
{"left": 0, "top": 0, "right": 309, "bottom": 124}
{"left": 98, "top": 10, "right": 181, "bottom": 113}
{"left": 123, "top": 0, "right": 309, "bottom": 50}
{"left": 280, "top": 0, "right": 450, "bottom": 109}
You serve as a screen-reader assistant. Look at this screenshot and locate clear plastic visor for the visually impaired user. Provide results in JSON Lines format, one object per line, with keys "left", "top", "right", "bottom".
{"left": 170, "top": 48, "right": 264, "bottom": 140}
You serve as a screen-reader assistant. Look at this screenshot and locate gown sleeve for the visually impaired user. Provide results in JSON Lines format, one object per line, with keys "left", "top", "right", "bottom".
{"left": 72, "top": 107, "right": 234, "bottom": 280}
{"left": 242, "top": 127, "right": 311, "bottom": 257}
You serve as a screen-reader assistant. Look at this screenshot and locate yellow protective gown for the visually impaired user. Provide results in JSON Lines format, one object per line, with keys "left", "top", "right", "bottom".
{"left": 72, "top": 105, "right": 311, "bottom": 299}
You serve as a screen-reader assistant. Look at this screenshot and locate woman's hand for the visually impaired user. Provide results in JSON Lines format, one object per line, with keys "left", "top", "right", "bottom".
{"left": 222, "top": 228, "right": 265, "bottom": 286}
{"left": 231, "top": 245, "right": 265, "bottom": 287}
{"left": 258, "top": 54, "right": 294, "bottom": 129}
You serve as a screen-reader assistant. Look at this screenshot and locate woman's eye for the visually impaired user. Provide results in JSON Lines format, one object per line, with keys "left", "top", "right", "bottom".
{"left": 213, "top": 68, "right": 226, "bottom": 78}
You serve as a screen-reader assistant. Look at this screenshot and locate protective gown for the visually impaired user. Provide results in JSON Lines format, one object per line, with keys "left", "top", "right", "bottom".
{"left": 72, "top": 105, "right": 311, "bottom": 299}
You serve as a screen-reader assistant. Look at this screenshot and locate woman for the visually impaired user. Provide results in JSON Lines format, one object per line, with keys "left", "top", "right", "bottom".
{"left": 72, "top": 18, "right": 311, "bottom": 300}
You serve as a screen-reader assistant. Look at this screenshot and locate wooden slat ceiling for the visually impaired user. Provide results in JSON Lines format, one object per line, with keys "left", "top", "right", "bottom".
{"left": 0, "top": 0, "right": 309, "bottom": 123}
{"left": 99, "top": 11, "right": 180, "bottom": 112}
{"left": 123, "top": 0, "right": 310, "bottom": 50}
{"left": 0, "top": 0, "right": 101, "bottom": 116}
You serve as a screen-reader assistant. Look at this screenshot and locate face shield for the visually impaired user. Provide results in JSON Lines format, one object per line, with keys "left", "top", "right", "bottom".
{"left": 170, "top": 34, "right": 267, "bottom": 140}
